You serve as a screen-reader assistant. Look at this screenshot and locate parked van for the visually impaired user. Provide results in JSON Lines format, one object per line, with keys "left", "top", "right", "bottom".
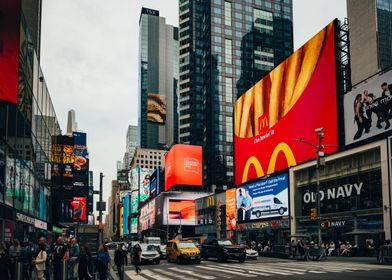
{"left": 166, "top": 240, "right": 201, "bottom": 264}
{"left": 251, "top": 195, "right": 287, "bottom": 218}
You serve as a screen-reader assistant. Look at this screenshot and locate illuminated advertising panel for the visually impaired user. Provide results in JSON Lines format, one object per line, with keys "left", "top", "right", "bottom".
{"left": 226, "top": 189, "right": 237, "bottom": 230}
{"left": 147, "top": 93, "right": 166, "bottom": 123}
{"left": 130, "top": 218, "right": 138, "bottom": 234}
{"left": 165, "top": 144, "right": 203, "bottom": 191}
{"left": 73, "top": 132, "right": 88, "bottom": 186}
{"left": 123, "top": 194, "right": 130, "bottom": 235}
{"left": 344, "top": 70, "right": 392, "bottom": 145}
{"left": 234, "top": 21, "right": 338, "bottom": 185}
{"left": 139, "top": 199, "right": 156, "bottom": 231}
{"left": 236, "top": 173, "right": 289, "bottom": 222}
{"left": 131, "top": 192, "right": 139, "bottom": 214}
{"left": 150, "top": 167, "right": 160, "bottom": 198}
{"left": 120, "top": 206, "right": 123, "bottom": 236}
{"left": 168, "top": 199, "right": 196, "bottom": 225}
{"left": 62, "top": 145, "right": 74, "bottom": 178}
{"left": 139, "top": 168, "right": 153, "bottom": 202}
{"left": 0, "top": 0, "right": 21, "bottom": 104}
{"left": 71, "top": 197, "right": 87, "bottom": 222}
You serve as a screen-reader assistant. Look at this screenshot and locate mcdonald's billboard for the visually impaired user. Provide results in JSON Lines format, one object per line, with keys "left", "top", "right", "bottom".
{"left": 234, "top": 20, "right": 339, "bottom": 185}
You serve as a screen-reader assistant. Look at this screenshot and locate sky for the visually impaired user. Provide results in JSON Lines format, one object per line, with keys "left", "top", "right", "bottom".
{"left": 40, "top": 0, "right": 347, "bottom": 214}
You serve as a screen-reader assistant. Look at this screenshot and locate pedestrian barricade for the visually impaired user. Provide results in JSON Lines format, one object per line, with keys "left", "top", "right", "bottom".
{"left": 307, "top": 247, "right": 327, "bottom": 261}
{"left": 14, "top": 261, "right": 23, "bottom": 280}
{"left": 61, "top": 259, "right": 69, "bottom": 280}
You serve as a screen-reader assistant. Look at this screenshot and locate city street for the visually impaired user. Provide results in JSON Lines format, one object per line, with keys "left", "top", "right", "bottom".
{"left": 114, "top": 257, "right": 392, "bottom": 280}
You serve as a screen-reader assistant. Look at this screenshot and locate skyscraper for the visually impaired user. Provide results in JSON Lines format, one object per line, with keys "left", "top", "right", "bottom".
{"left": 178, "top": 0, "right": 293, "bottom": 190}
{"left": 138, "top": 8, "right": 179, "bottom": 150}
{"left": 124, "top": 125, "right": 138, "bottom": 168}
{"left": 347, "top": 0, "right": 392, "bottom": 85}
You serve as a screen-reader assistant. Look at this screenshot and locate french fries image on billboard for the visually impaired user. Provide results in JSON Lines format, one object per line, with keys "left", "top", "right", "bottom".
{"left": 235, "top": 23, "right": 331, "bottom": 138}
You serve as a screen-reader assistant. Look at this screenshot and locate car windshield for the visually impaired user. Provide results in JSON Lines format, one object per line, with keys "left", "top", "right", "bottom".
{"left": 218, "top": 240, "right": 233, "bottom": 246}
{"left": 140, "top": 244, "right": 156, "bottom": 252}
{"left": 178, "top": 242, "right": 196, "bottom": 249}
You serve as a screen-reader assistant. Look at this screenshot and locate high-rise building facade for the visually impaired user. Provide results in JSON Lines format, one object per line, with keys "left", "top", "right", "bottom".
{"left": 138, "top": 8, "right": 179, "bottom": 150}
{"left": 178, "top": 0, "right": 293, "bottom": 190}
{"left": 123, "top": 125, "right": 138, "bottom": 169}
{"left": 347, "top": 0, "right": 392, "bottom": 85}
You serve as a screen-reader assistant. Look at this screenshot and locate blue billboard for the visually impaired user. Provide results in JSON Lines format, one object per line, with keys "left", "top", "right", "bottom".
{"left": 236, "top": 173, "right": 289, "bottom": 222}
{"left": 150, "top": 167, "right": 160, "bottom": 198}
{"left": 123, "top": 194, "right": 130, "bottom": 235}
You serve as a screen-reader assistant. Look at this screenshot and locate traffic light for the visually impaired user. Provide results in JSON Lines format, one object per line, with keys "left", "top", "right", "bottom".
{"left": 310, "top": 208, "right": 317, "bottom": 220}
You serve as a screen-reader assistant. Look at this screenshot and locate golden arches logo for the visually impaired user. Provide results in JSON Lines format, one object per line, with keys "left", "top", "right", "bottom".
{"left": 241, "top": 142, "right": 297, "bottom": 184}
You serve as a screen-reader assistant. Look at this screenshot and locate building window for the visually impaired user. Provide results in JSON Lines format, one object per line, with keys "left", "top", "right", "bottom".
{"left": 225, "top": 39, "right": 232, "bottom": 64}
{"left": 225, "top": 77, "right": 233, "bottom": 103}
{"left": 224, "top": 1, "right": 232, "bottom": 26}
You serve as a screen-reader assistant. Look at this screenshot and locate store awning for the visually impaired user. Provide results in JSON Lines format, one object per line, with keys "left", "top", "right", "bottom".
{"left": 342, "top": 229, "right": 384, "bottom": 236}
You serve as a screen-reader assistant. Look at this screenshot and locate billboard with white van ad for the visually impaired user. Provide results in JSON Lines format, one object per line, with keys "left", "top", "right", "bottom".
{"left": 236, "top": 173, "right": 289, "bottom": 222}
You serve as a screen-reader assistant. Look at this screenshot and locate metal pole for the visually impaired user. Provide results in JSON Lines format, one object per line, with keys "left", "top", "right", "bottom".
{"left": 316, "top": 140, "right": 321, "bottom": 247}
{"left": 99, "top": 172, "right": 103, "bottom": 245}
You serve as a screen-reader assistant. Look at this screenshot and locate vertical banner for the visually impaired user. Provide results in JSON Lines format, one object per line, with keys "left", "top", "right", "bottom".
{"left": 226, "top": 189, "right": 237, "bottom": 230}
{"left": 119, "top": 206, "right": 123, "bottom": 237}
{"left": 0, "top": 0, "right": 21, "bottom": 104}
{"left": 73, "top": 132, "right": 88, "bottom": 186}
{"left": 123, "top": 194, "right": 130, "bottom": 235}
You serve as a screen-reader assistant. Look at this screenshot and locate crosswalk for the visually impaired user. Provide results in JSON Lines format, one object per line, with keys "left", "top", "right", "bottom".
{"left": 124, "top": 259, "right": 392, "bottom": 280}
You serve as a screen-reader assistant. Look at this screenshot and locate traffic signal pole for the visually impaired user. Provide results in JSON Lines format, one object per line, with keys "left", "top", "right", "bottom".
{"left": 99, "top": 172, "right": 104, "bottom": 245}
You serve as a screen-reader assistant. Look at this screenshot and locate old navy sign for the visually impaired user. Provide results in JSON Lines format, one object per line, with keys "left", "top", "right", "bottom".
{"left": 303, "top": 182, "right": 363, "bottom": 204}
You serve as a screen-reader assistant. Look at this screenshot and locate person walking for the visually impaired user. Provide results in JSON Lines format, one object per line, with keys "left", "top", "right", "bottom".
{"left": 114, "top": 244, "right": 128, "bottom": 280}
{"left": 69, "top": 237, "right": 80, "bottom": 280}
{"left": 52, "top": 237, "right": 67, "bottom": 280}
{"left": 9, "top": 238, "right": 21, "bottom": 279}
{"left": 33, "top": 243, "right": 47, "bottom": 280}
{"left": 96, "top": 244, "right": 110, "bottom": 280}
{"left": 78, "top": 245, "right": 93, "bottom": 280}
{"left": 0, "top": 242, "right": 10, "bottom": 280}
{"left": 131, "top": 243, "right": 142, "bottom": 274}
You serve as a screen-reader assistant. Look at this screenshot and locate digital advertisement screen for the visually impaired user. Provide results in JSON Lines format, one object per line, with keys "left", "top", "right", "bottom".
{"left": 0, "top": 0, "right": 21, "bottom": 104}
{"left": 62, "top": 145, "right": 74, "bottom": 178}
{"left": 123, "top": 194, "right": 130, "bottom": 235}
{"left": 139, "top": 168, "right": 152, "bottom": 202}
{"left": 139, "top": 199, "right": 156, "bottom": 231}
{"left": 234, "top": 21, "right": 338, "bottom": 185}
{"left": 165, "top": 144, "right": 203, "bottom": 191}
{"left": 147, "top": 93, "right": 166, "bottom": 123}
{"left": 73, "top": 132, "right": 88, "bottom": 186}
{"left": 226, "top": 189, "right": 237, "bottom": 230}
{"left": 71, "top": 197, "right": 87, "bottom": 222}
{"left": 344, "top": 70, "right": 392, "bottom": 145}
{"left": 131, "top": 191, "right": 139, "bottom": 214}
{"left": 149, "top": 167, "right": 160, "bottom": 198}
{"left": 130, "top": 217, "right": 138, "bottom": 234}
{"left": 236, "top": 173, "right": 289, "bottom": 222}
{"left": 168, "top": 199, "right": 196, "bottom": 222}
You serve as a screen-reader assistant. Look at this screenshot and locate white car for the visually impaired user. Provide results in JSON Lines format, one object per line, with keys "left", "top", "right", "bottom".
{"left": 246, "top": 248, "right": 258, "bottom": 260}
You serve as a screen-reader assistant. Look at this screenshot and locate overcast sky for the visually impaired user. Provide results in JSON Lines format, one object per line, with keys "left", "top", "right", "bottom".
{"left": 40, "top": 0, "right": 346, "bottom": 214}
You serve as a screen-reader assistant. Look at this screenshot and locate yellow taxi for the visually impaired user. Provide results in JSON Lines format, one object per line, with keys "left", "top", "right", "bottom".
{"left": 166, "top": 240, "right": 201, "bottom": 264}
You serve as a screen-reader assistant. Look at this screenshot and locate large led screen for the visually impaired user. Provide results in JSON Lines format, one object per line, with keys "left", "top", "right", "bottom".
{"left": 234, "top": 21, "right": 338, "bottom": 185}
{"left": 73, "top": 132, "right": 88, "bottom": 186}
{"left": 139, "top": 199, "right": 156, "bottom": 232}
{"left": 0, "top": 0, "right": 21, "bottom": 104}
{"left": 123, "top": 194, "right": 130, "bottom": 235}
{"left": 168, "top": 199, "right": 196, "bottom": 223}
{"left": 226, "top": 189, "right": 236, "bottom": 230}
{"left": 71, "top": 197, "right": 87, "bottom": 222}
{"left": 165, "top": 144, "right": 203, "bottom": 191}
{"left": 236, "top": 173, "right": 289, "bottom": 222}
{"left": 139, "top": 168, "right": 153, "bottom": 203}
{"left": 344, "top": 70, "right": 392, "bottom": 145}
{"left": 147, "top": 93, "right": 166, "bottom": 123}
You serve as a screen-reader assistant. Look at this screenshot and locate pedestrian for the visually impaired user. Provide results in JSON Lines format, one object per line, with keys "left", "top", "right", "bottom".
{"left": 9, "top": 238, "right": 21, "bottom": 279}
{"left": 38, "top": 236, "right": 51, "bottom": 280}
{"left": 114, "top": 244, "right": 128, "bottom": 280}
{"left": 0, "top": 242, "right": 10, "bottom": 280}
{"left": 78, "top": 245, "right": 93, "bottom": 280}
{"left": 33, "top": 243, "right": 47, "bottom": 280}
{"left": 20, "top": 241, "right": 34, "bottom": 280}
{"left": 291, "top": 240, "right": 297, "bottom": 258}
{"left": 52, "top": 236, "right": 67, "bottom": 280}
{"left": 131, "top": 243, "right": 142, "bottom": 274}
{"left": 96, "top": 244, "right": 110, "bottom": 280}
{"left": 69, "top": 237, "right": 80, "bottom": 280}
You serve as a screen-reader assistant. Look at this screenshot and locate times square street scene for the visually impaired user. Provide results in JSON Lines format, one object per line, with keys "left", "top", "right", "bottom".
{"left": 1, "top": 0, "right": 392, "bottom": 279}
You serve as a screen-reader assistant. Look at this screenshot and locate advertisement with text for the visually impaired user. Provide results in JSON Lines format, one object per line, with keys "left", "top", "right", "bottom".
{"left": 139, "top": 168, "right": 153, "bottom": 202}
{"left": 165, "top": 144, "right": 203, "bottom": 191}
{"left": 236, "top": 173, "right": 289, "bottom": 222}
{"left": 139, "top": 199, "right": 156, "bottom": 231}
{"left": 168, "top": 199, "right": 196, "bottom": 226}
{"left": 147, "top": 93, "right": 166, "bottom": 123}
{"left": 71, "top": 197, "right": 87, "bottom": 222}
{"left": 234, "top": 21, "right": 338, "bottom": 185}
{"left": 344, "top": 69, "right": 392, "bottom": 145}
{"left": 226, "top": 189, "right": 237, "bottom": 230}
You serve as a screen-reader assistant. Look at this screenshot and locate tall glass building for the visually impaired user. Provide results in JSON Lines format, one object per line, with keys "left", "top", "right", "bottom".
{"left": 178, "top": 0, "right": 293, "bottom": 191}
{"left": 138, "top": 8, "right": 179, "bottom": 150}
{"left": 348, "top": 0, "right": 392, "bottom": 84}
{"left": 0, "top": 0, "right": 61, "bottom": 242}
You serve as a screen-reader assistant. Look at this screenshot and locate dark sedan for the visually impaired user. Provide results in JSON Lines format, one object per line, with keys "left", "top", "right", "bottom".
{"left": 201, "top": 239, "right": 246, "bottom": 262}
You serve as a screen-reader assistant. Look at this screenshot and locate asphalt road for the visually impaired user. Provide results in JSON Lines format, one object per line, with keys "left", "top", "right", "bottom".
{"left": 109, "top": 255, "right": 392, "bottom": 280}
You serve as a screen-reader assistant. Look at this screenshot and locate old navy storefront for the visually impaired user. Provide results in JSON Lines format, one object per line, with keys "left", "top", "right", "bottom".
{"left": 290, "top": 141, "right": 391, "bottom": 246}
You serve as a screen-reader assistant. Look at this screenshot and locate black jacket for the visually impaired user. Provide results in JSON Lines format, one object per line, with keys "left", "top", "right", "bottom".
{"left": 114, "top": 249, "right": 128, "bottom": 266}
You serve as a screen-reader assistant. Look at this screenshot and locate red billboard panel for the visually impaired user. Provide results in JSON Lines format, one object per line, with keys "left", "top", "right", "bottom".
{"left": 0, "top": 0, "right": 21, "bottom": 104}
{"left": 168, "top": 200, "right": 195, "bottom": 221}
{"left": 234, "top": 21, "right": 338, "bottom": 185}
{"left": 71, "top": 197, "right": 87, "bottom": 222}
{"left": 165, "top": 144, "right": 202, "bottom": 191}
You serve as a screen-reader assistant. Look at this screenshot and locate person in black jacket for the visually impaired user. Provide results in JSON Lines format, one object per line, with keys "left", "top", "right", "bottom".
{"left": 78, "top": 245, "right": 93, "bottom": 280}
{"left": 114, "top": 244, "right": 128, "bottom": 280}
{"left": 0, "top": 242, "right": 10, "bottom": 280}
{"left": 52, "top": 237, "right": 67, "bottom": 280}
